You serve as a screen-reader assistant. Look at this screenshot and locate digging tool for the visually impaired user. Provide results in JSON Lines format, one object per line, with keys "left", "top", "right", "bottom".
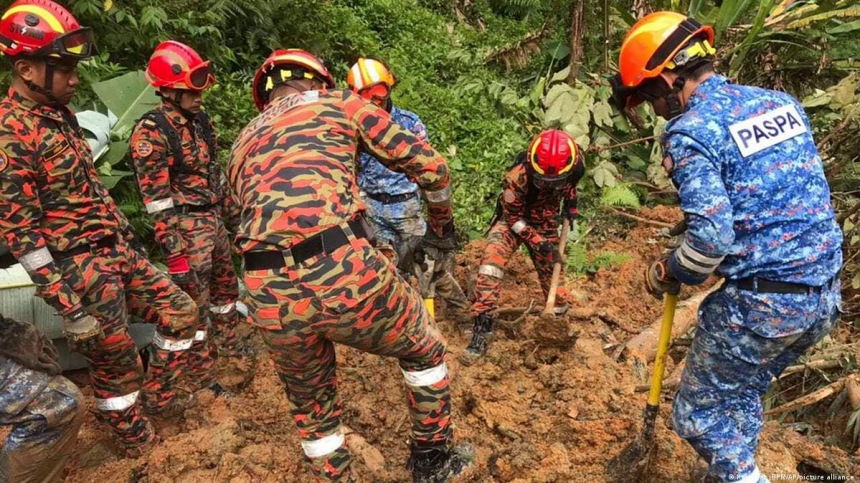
{"left": 606, "top": 292, "right": 678, "bottom": 483}
{"left": 414, "top": 254, "right": 437, "bottom": 319}
{"left": 540, "top": 218, "right": 571, "bottom": 319}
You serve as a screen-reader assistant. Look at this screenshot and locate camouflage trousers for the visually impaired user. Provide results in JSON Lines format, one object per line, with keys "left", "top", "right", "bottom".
{"left": 366, "top": 197, "right": 469, "bottom": 313}
{"left": 0, "top": 356, "right": 84, "bottom": 483}
{"left": 471, "top": 219, "right": 559, "bottom": 315}
{"left": 673, "top": 282, "right": 841, "bottom": 483}
{"left": 179, "top": 210, "right": 243, "bottom": 355}
{"left": 244, "top": 235, "right": 453, "bottom": 482}
{"left": 57, "top": 241, "right": 202, "bottom": 450}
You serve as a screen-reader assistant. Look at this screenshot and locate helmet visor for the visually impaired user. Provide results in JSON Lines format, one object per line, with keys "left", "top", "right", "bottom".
{"left": 532, "top": 172, "right": 570, "bottom": 191}
{"left": 187, "top": 61, "right": 215, "bottom": 90}
{"left": 357, "top": 83, "right": 390, "bottom": 104}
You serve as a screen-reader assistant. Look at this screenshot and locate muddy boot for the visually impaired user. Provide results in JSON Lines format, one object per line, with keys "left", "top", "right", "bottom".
{"left": 407, "top": 442, "right": 475, "bottom": 483}
{"left": 143, "top": 390, "right": 197, "bottom": 418}
{"left": 124, "top": 431, "right": 161, "bottom": 459}
{"left": 465, "top": 313, "right": 493, "bottom": 357}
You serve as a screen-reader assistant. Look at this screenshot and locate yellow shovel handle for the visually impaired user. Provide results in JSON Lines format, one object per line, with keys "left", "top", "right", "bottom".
{"left": 424, "top": 298, "right": 435, "bottom": 319}
{"left": 648, "top": 293, "right": 678, "bottom": 407}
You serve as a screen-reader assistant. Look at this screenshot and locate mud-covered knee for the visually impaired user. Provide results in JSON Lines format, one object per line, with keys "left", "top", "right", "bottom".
{"left": 40, "top": 376, "right": 86, "bottom": 430}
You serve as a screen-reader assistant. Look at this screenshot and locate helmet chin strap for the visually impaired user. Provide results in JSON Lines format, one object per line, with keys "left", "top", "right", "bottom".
{"left": 160, "top": 90, "right": 197, "bottom": 119}
{"left": 663, "top": 77, "right": 687, "bottom": 119}
{"left": 382, "top": 96, "right": 393, "bottom": 113}
{"left": 24, "top": 59, "right": 62, "bottom": 106}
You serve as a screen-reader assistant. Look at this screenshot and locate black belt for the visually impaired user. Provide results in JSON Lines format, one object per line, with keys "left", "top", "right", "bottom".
{"left": 176, "top": 204, "right": 215, "bottom": 214}
{"left": 244, "top": 218, "right": 369, "bottom": 270}
{"left": 365, "top": 192, "right": 417, "bottom": 204}
{"left": 51, "top": 235, "right": 117, "bottom": 259}
{"left": 735, "top": 277, "right": 824, "bottom": 295}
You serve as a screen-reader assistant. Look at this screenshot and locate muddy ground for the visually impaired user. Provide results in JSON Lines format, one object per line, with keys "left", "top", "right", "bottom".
{"left": 57, "top": 206, "right": 860, "bottom": 482}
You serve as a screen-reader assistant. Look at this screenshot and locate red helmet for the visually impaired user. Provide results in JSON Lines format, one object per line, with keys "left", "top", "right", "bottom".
{"left": 145, "top": 40, "right": 214, "bottom": 91}
{"left": 252, "top": 49, "right": 335, "bottom": 111}
{"left": 0, "top": 0, "right": 95, "bottom": 59}
{"left": 527, "top": 130, "right": 584, "bottom": 188}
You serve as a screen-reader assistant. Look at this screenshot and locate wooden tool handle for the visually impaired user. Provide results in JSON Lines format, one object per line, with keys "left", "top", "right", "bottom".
{"left": 542, "top": 218, "right": 571, "bottom": 317}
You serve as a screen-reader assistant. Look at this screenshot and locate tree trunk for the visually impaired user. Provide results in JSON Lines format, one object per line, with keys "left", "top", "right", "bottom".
{"left": 566, "top": 0, "right": 585, "bottom": 83}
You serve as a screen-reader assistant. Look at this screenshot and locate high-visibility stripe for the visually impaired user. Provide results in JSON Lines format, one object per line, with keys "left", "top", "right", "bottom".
{"left": 210, "top": 302, "right": 236, "bottom": 314}
{"left": 675, "top": 239, "right": 723, "bottom": 275}
{"left": 152, "top": 333, "right": 193, "bottom": 352}
{"left": 478, "top": 265, "right": 504, "bottom": 279}
{"left": 3, "top": 6, "right": 65, "bottom": 33}
{"left": 511, "top": 220, "right": 528, "bottom": 234}
{"left": 194, "top": 330, "right": 207, "bottom": 341}
{"left": 96, "top": 390, "right": 139, "bottom": 411}
{"left": 146, "top": 198, "right": 174, "bottom": 214}
{"left": 19, "top": 247, "right": 53, "bottom": 272}
{"left": 301, "top": 429, "right": 345, "bottom": 458}
{"left": 425, "top": 186, "right": 451, "bottom": 203}
{"left": 401, "top": 362, "right": 448, "bottom": 387}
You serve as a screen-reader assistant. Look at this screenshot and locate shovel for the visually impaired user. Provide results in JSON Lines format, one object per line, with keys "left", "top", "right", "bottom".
{"left": 414, "top": 255, "right": 437, "bottom": 319}
{"left": 540, "top": 218, "right": 571, "bottom": 319}
{"left": 606, "top": 292, "right": 679, "bottom": 482}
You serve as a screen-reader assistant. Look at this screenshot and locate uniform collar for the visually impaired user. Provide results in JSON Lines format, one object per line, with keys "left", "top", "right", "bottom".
{"left": 685, "top": 74, "right": 728, "bottom": 111}
{"left": 7, "top": 87, "right": 70, "bottom": 121}
{"left": 159, "top": 101, "right": 191, "bottom": 125}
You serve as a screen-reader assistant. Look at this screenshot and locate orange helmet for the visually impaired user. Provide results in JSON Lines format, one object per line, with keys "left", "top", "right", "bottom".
{"left": 146, "top": 40, "right": 214, "bottom": 91}
{"left": 0, "top": 0, "right": 95, "bottom": 59}
{"left": 527, "top": 130, "right": 584, "bottom": 189}
{"left": 618, "top": 12, "right": 715, "bottom": 88}
{"left": 252, "top": 49, "right": 335, "bottom": 111}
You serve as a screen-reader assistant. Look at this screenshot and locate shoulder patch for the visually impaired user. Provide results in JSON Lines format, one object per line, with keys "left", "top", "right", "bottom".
{"left": 728, "top": 104, "right": 807, "bottom": 158}
{"left": 503, "top": 190, "right": 516, "bottom": 203}
{"left": 134, "top": 140, "right": 153, "bottom": 157}
{"left": 0, "top": 149, "right": 7, "bottom": 171}
{"left": 141, "top": 119, "right": 158, "bottom": 129}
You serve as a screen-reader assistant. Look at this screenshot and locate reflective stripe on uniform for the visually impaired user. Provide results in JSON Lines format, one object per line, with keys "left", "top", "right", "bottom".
{"left": 194, "top": 330, "right": 207, "bottom": 341}
{"left": 151, "top": 332, "right": 193, "bottom": 352}
{"left": 424, "top": 186, "right": 451, "bottom": 203}
{"left": 735, "top": 466, "right": 761, "bottom": 483}
{"left": 19, "top": 247, "right": 53, "bottom": 272}
{"left": 478, "top": 264, "right": 504, "bottom": 279}
{"left": 210, "top": 302, "right": 236, "bottom": 314}
{"left": 301, "top": 429, "right": 345, "bottom": 458}
{"left": 401, "top": 362, "right": 448, "bottom": 387}
{"left": 96, "top": 390, "right": 139, "bottom": 411}
{"left": 511, "top": 220, "right": 528, "bottom": 234}
{"left": 675, "top": 239, "right": 724, "bottom": 275}
{"left": 145, "top": 198, "right": 174, "bottom": 214}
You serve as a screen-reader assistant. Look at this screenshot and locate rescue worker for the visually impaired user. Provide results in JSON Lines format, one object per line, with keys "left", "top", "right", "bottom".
{"left": 612, "top": 12, "right": 843, "bottom": 483}
{"left": 0, "top": 313, "right": 84, "bottom": 483}
{"left": 467, "top": 129, "right": 584, "bottom": 357}
{"left": 130, "top": 41, "right": 248, "bottom": 381}
{"left": 347, "top": 58, "right": 469, "bottom": 319}
{"left": 229, "top": 49, "right": 473, "bottom": 483}
{"left": 0, "top": 0, "right": 202, "bottom": 457}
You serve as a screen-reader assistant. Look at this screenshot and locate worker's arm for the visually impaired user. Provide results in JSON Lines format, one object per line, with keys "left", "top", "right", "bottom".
{"left": 501, "top": 164, "right": 547, "bottom": 247}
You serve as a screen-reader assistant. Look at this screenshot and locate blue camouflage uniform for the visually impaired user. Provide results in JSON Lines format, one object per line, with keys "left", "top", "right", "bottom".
{"left": 358, "top": 106, "right": 469, "bottom": 313}
{"left": 663, "top": 75, "right": 842, "bottom": 483}
{"left": 1, "top": 357, "right": 84, "bottom": 482}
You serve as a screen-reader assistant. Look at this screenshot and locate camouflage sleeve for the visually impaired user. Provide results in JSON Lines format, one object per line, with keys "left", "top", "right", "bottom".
{"left": 218, "top": 169, "right": 242, "bottom": 234}
{"left": 563, "top": 182, "right": 579, "bottom": 220}
{"left": 501, "top": 166, "right": 545, "bottom": 247}
{"left": 664, "top": 132, "right": 734, "bottom": 285}
{"left": 130, "top": 122, "right": 185, "bottom": 256}
{"left": 346, "top": 94, "right": 453, "bottom": 236}
{"left": 0, "top": 138, "right": 82, "bottom": 313}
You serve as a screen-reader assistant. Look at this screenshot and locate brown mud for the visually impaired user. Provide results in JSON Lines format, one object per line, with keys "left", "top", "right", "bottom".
{"left": 59, "top": 207, "right": 859, "bottom": 482}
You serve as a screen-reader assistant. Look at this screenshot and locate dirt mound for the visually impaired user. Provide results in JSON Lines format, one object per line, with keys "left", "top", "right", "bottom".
{"left": 60, "top": 208, "right": 859, "bottom": 482}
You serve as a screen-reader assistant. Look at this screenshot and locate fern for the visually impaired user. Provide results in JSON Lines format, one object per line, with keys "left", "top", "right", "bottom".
{"left": 787, "top": 6, "right": 860, "bottom": 30}
{"left": 600, "top": 184, "right": 641, "bottom": 209}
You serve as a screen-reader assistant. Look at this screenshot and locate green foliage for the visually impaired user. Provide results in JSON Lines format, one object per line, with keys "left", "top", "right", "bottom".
{"left": 600, "top": 184, "right": 641, "bottom": 208}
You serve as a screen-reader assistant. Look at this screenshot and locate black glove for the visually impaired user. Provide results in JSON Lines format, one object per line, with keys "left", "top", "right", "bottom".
{"left": 0, "top": 314, "right": 62, "bottom": 375}
{"left": 421, "top": 221, "right": 457, "bottom": 253}
{"left": 664, "top": 219, "right": 687, "bottom": 250}
{"left": 645, "top": 254, "right": 681, "bottom": 300}
{"left": 62, "top": 305, "right": 105, "bottom": 354}
{"left": 536, "top": 240, "right": 562, "bottom": 265}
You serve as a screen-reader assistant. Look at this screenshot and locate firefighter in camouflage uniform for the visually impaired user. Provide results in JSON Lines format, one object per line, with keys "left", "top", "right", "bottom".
{"left": 347, "top": 58, "right": 469, "bottom": 320}
{"left": 1, "top": 313, "right": 84, "bottom": 483}
{"left": 613, "top": 12, "right": 842, "bottom": 483}
{"left": 130, "top": 41, "right": 247, "bottom": 383}
{"left": 229, "top": 49, "right": 473, "bottom": 483}
{"left": 467, "top": 129, "right": 584, "bottom": 357}
{"left": 0, "top": 0, "right": 201, "bottom": 457}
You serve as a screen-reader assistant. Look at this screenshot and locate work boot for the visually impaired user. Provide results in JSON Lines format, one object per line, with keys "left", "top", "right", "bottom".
{"left": 143, "top": 390, "right": 197, "bottom": 418}
{"left": 124, "top": 432, "right": 161, "bottom": 459}
{"left": 465, "top": 313, "right": 493, "bottom": 357}
{"left": 407, "top": 442, "right": 475, "bottom": 483}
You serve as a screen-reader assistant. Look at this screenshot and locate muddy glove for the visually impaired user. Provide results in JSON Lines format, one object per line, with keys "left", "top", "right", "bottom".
{"left": 62, "top": 305, "right": 104, "bottom": 354}
{"left": 664, "top": 219, "right": 687, "bottom": 250}
{"left": 0, "top": 315, "right": 62, "bottom": 375}
{"left": 536, "top": 240, "right": 562, "bottom": 265}
{"left": 645, "top": 254, "right": 681, "bottom": 300}
{"left": 167, "top": 254, "right": 200, "bottom": 300}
